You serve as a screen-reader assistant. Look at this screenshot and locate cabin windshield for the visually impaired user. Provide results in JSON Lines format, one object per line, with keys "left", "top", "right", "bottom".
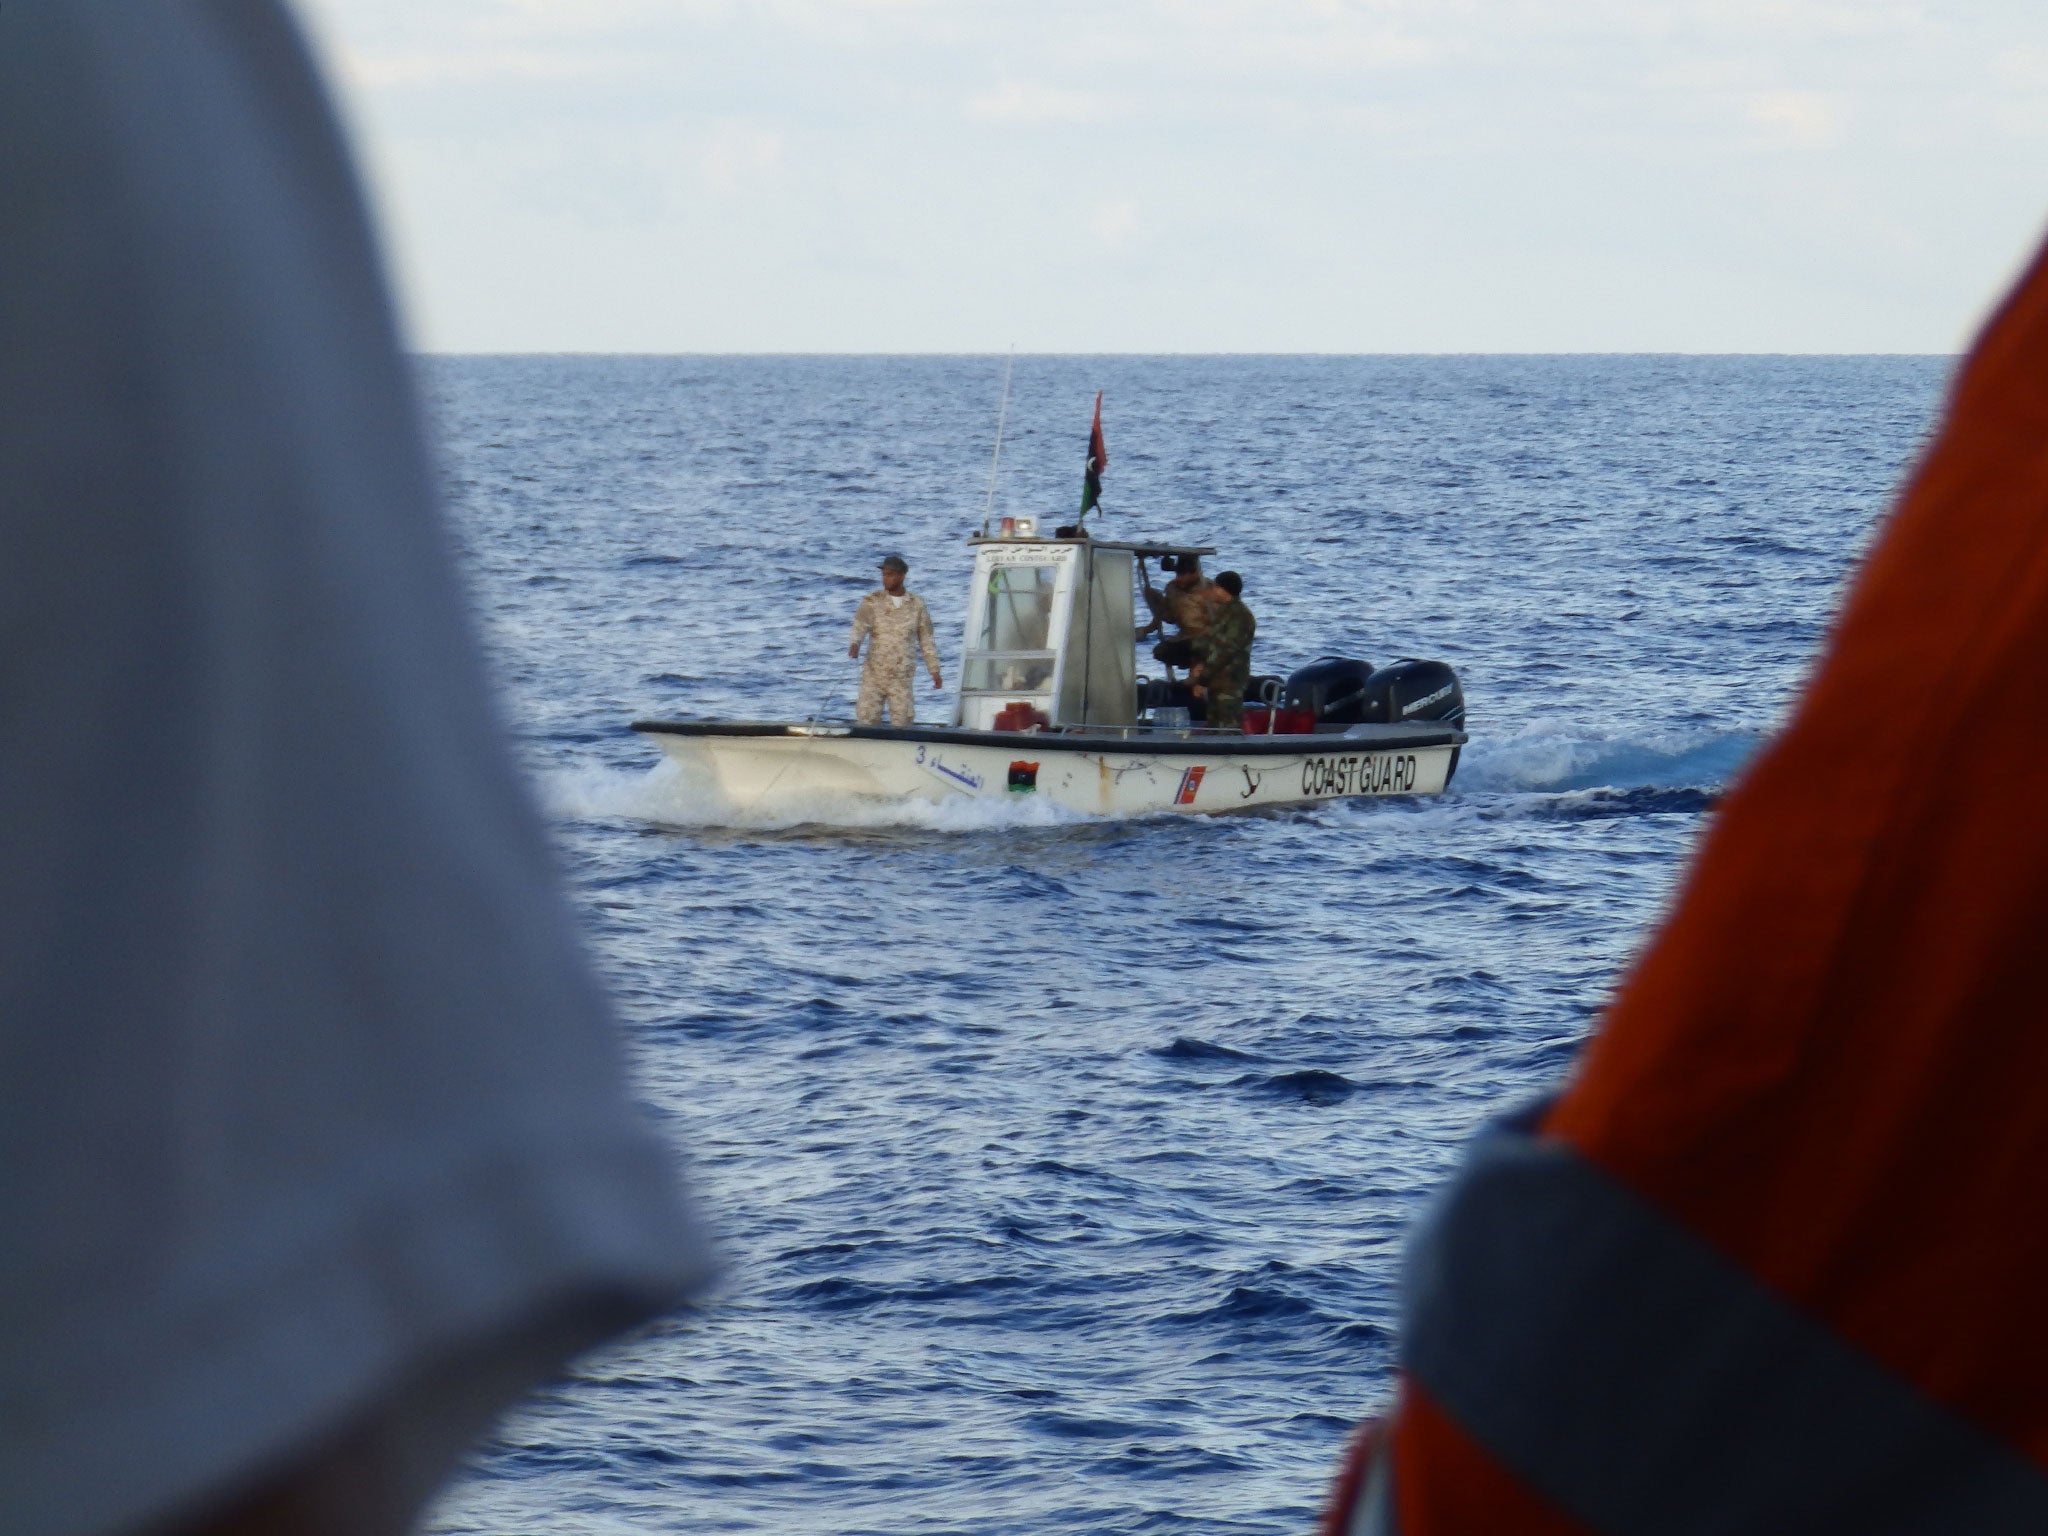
{"left": 978, "top": 566, "right": 1057, "bottom": 651}
{"left": 965, "top": 565, "right": 1059, "bottom": 691}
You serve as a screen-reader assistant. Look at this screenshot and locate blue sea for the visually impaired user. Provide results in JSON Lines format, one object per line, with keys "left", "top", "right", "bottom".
{"left": 417, "top": 355, "right": 1950, "bottom": 1535}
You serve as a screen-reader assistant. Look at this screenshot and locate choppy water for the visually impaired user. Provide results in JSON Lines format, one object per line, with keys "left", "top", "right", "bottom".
{"left": 418, "top": 355, "right": 1948, "bottom": 1535}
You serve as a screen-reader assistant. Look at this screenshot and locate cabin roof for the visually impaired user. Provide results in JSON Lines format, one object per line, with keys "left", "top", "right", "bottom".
{"left": 1111, "top": 541, "right": 1219, "bottom": 558}
{"left": 967, "top": 536, "right": 1216, "bottom": 557}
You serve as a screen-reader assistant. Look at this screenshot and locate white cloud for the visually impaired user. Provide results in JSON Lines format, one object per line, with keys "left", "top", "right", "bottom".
{"left": 966, "top": 82, "right": 1115, "bottom": 125}
{"left": 698, "top": 122, "right": 785, "bottom": 196}
{"left": 1089, "top": 199, "right": 1143, "bottom": 250}
{"left": 1747, "top": 90, "right": 1847, "bottom": 148}
{"left": 1991, "top": 46, "right": 2048, "bottom": 90}
{"left": 330, "top": 45, "right": 632, "bottom": 89}
{"left": 297, "top": 0, "right": 2045, "bottom": 352}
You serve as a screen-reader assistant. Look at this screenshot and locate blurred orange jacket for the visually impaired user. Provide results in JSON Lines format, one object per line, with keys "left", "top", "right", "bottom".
{"left": 1325, "top": 238, "right": 2048, "bottom": 1535}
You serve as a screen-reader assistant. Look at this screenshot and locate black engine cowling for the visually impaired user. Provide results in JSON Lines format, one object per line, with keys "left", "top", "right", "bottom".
{"left": 1281, "top": 657, "right": 1375, "bottom": 722}
{"left": 1373, "top": 658, "right": 1465, "bottom": 727}
{"left": 1283, "top": 656, "right": 1465, "bottom": 728}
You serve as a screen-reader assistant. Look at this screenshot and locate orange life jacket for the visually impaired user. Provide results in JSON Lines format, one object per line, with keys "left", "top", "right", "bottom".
{"left": 1325, "top": 236, "right": 2048, "bottom": 1534}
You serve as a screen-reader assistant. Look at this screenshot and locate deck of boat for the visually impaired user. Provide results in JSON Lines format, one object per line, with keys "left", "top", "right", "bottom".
{"left": 629, "top": 718, "right": 1466, "bottom": 756}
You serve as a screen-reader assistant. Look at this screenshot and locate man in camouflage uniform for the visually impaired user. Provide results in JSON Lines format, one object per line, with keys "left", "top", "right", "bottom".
{"left": 847, "top": 553, "right": 943, "bottom": 725}
{"left": 1192, "top": 570, "right": 1256, "bottom": 730}
{"left": 1138, "top": 555, "right": 1216, "bottom": 670}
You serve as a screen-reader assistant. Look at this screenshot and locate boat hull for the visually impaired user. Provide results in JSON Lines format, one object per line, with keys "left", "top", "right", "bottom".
{"left": 630, "top": 720, "right": 1463, "bottom": 817}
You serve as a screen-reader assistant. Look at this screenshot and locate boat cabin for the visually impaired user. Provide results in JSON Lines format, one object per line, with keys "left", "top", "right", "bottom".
{"left": 953, "top": 524, "right": 1213, "bottom": 731}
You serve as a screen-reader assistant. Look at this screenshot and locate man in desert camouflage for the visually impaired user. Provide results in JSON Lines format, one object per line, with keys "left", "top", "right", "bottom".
{"left": 1138, "top": 554, "right": 1216, "bottom": 670}
{"left": 1192, "top": 570, "right": 1256, "bottom": 730}
{"left": 848, "top": 553, "right": 943, "bottom": 725}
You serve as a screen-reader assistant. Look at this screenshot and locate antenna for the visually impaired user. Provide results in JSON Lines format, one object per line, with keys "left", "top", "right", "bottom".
{"left": 980, "top": 348, "right": 1016, "bottom": 534}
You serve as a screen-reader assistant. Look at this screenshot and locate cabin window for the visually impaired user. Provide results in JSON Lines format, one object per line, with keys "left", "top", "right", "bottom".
{"left": 964, "top": 654, "right": 1056, "bottom": 691}
{"left": 978, "top": 565, "right": 1059, "bottom": 653}
{"left": 962, "top": 564, "right": 1060, "bottom": 694}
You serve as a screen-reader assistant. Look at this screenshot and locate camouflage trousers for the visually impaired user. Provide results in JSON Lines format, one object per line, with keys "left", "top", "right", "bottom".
{"left": 857, "top": 664, "right": 915, "bottom": 725}
{"left": 1204, "top": 665, "right": 1248, "bottom": 731}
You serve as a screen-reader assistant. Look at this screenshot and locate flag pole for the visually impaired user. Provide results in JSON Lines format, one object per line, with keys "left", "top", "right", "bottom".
{"left": 980, "top": 348, "right": 1016, "bottom": 535}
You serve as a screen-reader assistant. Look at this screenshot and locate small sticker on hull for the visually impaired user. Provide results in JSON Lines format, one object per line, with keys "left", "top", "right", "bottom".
{"left": 1175, "top": 765, "right": 1207, "bottom": 806}
{"left": 1009, "top": 760, "right": 1039, "bottom": 793}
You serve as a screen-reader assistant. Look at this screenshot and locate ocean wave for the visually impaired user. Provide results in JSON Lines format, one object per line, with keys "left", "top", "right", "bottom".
{"left": 1233, "top": 1069, "right": 1361, "bottom": 1105}
{"left": 1152, "top": 1036, "right": 1263, "bottom": 1064}
{"left": 1455, "top": 722, "right": 1759, "bottom": 795}
{"left": 422, "top": 355, "right": 1940, "bottom": 1536}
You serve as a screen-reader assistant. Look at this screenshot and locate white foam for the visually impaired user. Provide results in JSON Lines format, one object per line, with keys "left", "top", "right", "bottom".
{"left": 1455, "top": 722, "right": 1759, "bottom": 795}
{"left": 539, "top": 759, "right": 1093, "bottom": 833}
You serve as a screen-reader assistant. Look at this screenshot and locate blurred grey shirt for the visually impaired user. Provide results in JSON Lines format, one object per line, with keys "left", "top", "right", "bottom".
{"left": 0, "top": 6, "right": 713, "bottom": 1534}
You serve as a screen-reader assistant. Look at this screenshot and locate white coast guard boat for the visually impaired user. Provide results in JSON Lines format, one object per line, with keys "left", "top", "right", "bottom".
{"left": 632, "top": 521, "right": 1468, "bottom": 818}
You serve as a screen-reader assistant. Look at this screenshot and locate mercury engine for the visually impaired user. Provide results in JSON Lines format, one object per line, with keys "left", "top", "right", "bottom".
{"left": 1282, "top": 656, "right": 1466, "bottom": 729}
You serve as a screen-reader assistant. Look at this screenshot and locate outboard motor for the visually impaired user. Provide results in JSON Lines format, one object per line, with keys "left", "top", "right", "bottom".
{"left": 1281, "top": 657, "right": 1377, "bottom": 724}
{"left": 1369, "top": 658, "right": 1466, "bottom": 784}
{"left": 1282, "top": 655, "right": 1466, "bottom": 729}
{"left": 1370, "top": 658, "right": 1465, "bottom": 728}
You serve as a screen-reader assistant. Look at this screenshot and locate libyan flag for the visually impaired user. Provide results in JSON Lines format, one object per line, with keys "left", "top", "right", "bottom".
{"left": 1079, "top": 391, "right": 1108, "bottom": 516}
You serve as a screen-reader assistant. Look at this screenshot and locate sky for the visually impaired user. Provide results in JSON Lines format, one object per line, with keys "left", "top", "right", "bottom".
{"left": 294, "top": 0, "right": 2048, "bottom": 353}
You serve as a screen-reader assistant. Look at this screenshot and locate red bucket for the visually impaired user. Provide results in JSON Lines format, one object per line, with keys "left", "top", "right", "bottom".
{"left": 1241, "top": 704, "right": 1273, "bottom": 734}
{"left": 993, "top": 701, "right": 1045, "bottom": 732}
{"left": 1274, "top": 707, "right": 1316, "bottom": 735}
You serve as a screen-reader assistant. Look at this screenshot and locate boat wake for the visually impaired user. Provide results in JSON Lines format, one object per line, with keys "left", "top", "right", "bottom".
{"left": 541, "top": 760, "right": 1090, "bottom": 834}
{"left": 1305, "top": 724, "right": 1757, "bottom": 831}
{"left": 1456, "top": 723, "right": 1759, "bottom": 798}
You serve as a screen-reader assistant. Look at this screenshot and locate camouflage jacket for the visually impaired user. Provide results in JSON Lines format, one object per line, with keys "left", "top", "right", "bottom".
{"left": 850, "top": 590, "right": 942, "bottom": 675}
{"left": 1196, "top": 598, "right": 1256, "bottom": 689}
{"left": 1157, "top": 579, "right": 1216, "bottom": 637}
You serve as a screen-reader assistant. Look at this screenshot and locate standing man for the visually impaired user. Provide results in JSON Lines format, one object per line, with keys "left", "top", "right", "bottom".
{"left": 1192, "top": 571, "right": 1256, "bottom": 730}
{"left": 848, "top": 554, "right": 943, "bottom": 725}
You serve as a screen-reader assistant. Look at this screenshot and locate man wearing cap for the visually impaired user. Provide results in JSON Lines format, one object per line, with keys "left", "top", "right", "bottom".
{"left": 848, "top": 554, "right": 943, "bottom": 725}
